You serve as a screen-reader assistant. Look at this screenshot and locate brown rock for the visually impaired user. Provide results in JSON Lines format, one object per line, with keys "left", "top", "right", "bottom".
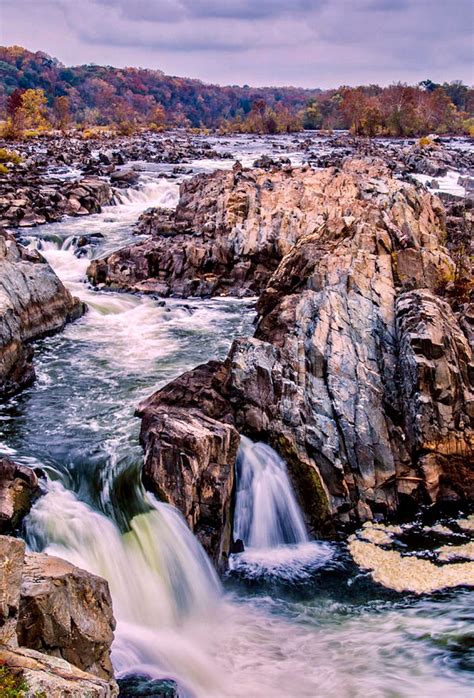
{"left": 0, "top": 458, "right": 39, "bottom": 533}
{"left": 0, "top": 230, "right": 85, "bottom": 397}
{"left": 18, "top": 552, "right": 116, "bottom": 680}
{"left": 0, "top": 536, "right": 25, "bottom": 647}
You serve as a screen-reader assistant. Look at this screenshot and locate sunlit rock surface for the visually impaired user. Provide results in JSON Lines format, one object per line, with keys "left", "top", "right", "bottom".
{"left": 0, "top": 535, "right": 117, "bottom": 696}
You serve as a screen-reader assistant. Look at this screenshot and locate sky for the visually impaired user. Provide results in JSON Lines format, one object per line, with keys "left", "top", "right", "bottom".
{"left": 0, "top": 0, "right": 472, "bottom": 88}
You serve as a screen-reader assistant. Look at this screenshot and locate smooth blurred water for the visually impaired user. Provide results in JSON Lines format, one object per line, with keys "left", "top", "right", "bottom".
{"left": 0, "top": 134, "right": 472, "bottom": 697}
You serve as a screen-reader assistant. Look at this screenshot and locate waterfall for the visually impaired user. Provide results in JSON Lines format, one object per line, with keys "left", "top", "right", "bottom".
{"left": 25, "top": 482, "right": 223, "bottom": 696}
{"left": 114, "top": 177, "right": 179, "bottom": 208}
{"left": 234, "top": 436, "right": 308, "bottom": 549}
{"left": 230, "top": 437, "right": 334, "bottom": 581}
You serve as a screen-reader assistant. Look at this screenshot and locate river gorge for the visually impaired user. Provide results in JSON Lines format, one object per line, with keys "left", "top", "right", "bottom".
{"left": 0, "top": 132, "right": 472, "bottom": 697}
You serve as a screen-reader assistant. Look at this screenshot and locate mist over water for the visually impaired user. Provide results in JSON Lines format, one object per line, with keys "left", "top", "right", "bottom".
{"left": 0, "top": 135, "right": 472, "bottom": 697}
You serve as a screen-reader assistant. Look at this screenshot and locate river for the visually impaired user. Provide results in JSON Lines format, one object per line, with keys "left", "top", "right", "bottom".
{"left": 0, "top": 134, "right": 472, "bottom": 697}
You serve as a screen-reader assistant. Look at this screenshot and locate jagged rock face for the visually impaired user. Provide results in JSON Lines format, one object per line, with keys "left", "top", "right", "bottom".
{"left": 138, "top": 361, "right": 239, "bottom": 565}
{"left": 18, "top": 552, "right": 116, "bottom": 680}
{"left": 0, "top": 534, "right": 117, "bottom": 695}
{"left": 0, "top": 231, "right": 84, "bottom": 397}
{"left": 89, "top": 159, "right": 445, "bottom": 297}
{"left": 0, "top": 458, "right": 39, "bottom": 533}
{"left": 138, "top": 159, "right": 473, "bottom": 560}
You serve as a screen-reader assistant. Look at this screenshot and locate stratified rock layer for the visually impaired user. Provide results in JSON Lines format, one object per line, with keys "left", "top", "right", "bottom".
{"left": 138, "top": 159, "right": 473, "bottom": 560}
{"left": 0, "top": 230, "right": 84, "bottom": 397}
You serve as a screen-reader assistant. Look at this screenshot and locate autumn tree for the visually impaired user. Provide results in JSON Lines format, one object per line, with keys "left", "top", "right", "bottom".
{"left": 4, "top": 88, "right": 25, "bottom": 137}
{"left": 20, "top": 88, "right": 51, "bottom": 131}
{"left": 53, "top": 95, "right": 71, "bottom": 132}
{"left": 148, "top": 103, "right": 166, "bottom": 129}
{"left": 303, "top": 99, "right": 323, "bottom": 129}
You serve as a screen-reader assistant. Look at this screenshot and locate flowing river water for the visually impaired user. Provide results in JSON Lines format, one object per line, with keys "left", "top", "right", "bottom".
{"left": 0, "top": 135, "right": 472, "bottom": 697}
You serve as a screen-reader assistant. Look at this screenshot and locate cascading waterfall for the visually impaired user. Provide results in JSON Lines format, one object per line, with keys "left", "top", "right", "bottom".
{"left": 233, "top": 436, "right": 308, "bottom": 549}
{"left": 230, "top": 436, "right": 334, "bottom": 580}
{"left": 25, "top": 481, "right": 224, "bottom": 697}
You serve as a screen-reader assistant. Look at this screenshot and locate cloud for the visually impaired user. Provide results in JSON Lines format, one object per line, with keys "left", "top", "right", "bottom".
{"left": 0, "top": 0, "right": 472, "bottom": 87}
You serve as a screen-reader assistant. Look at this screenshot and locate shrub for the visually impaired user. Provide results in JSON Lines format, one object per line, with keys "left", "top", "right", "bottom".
{"left": 418, "top": 136, "right": 434, "bottom": 148}
{"left": 0, "top": 665, "right": 29, "bottom": 697}
{"left": 0, "top": 148, "right": 22, "bottom": 164}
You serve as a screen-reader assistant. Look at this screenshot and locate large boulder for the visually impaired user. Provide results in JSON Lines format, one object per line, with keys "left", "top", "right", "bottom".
{"left": 138, "top": 361, "right": 239, "bottom": 565}
{"left": 0, "top": 535, "right": 118, "bottom": 695}
{"left": 0, "top": 230, "right": 84, "bottom": 397}
{"left": 18, "top": 552, "right": 116, "bottom": 680}
{"left": 138, "top": 159, "right": 473, "bottom": 560}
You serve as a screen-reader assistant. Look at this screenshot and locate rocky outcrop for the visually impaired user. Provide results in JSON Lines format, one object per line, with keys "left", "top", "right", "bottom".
{"left": 89, "top": 161, "right": 409, "bottom": 297}
{"left": 0, "top": 230, "right": 84, "bottom": 397}
{"left": 139, "top": 361, "right": 239, "bottom": 564}
{"left": 0, "top": 177, "right": 114, "bottom": 228}
{"left": 0, "top": 535, "right": 117, "bottom": 696}
{"left": 18, "top": 553, "right": 116, "bottom": 680}
{"left": 138, "top": 159, "right": 473, "bottom": 560}
{"left": 0, "top": 646, "right": 118, "bottom": 697}
{"left": 0, "top": 458, "right": 39, "bottom": 533}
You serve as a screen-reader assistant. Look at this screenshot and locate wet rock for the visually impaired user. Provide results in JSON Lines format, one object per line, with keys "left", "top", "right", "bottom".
{"left": 0, "top": 230, "right": 85, "bottom": 397}
{"left": 117, "top": 674, "right": 178, "bottom": 697}
{"left": 138, "top": 361, "right": 239, "bottom": 564}
{"left": 110, "top": 167, "right": 139, "bottom": 186}
{"left": 0, "top": 458, "right": 39, "bottom": 533}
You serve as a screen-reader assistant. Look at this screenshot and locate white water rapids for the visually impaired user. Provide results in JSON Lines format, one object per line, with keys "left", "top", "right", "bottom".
{"left": 1, "top": 136, "right": 472, "bottom": 697}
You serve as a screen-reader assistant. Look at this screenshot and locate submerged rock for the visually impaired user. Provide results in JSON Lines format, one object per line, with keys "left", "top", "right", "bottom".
{"left": 137, "top": 158, "right": 473, "bottom": 561}
{"left": 0, "top": 230, "right": 84, "bottom": 397}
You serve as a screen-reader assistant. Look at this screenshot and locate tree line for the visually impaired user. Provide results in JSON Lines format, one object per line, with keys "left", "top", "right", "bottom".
{"left": 0, "top": 45, "right": 472, "bottom": 138}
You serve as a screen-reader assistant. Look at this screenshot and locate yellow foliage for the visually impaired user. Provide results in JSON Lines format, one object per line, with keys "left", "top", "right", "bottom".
{"left": 0, "top": 164, "right": 9, "bottom": 175}
{"left": 418, "top": 136, "right": 434, "bottom": 148}
{"left": 82, "top": 125, "right": 116, "bottom": 139}
{"left": 0, "top": 148, "right": 22, "bottom": 164}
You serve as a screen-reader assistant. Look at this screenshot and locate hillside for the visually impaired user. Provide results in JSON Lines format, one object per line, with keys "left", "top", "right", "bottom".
{"left": 0, "top": 45, "right": 321, "bottom": 128}
{"left": 0, "top": 45, "right": 472, "bottom": 135}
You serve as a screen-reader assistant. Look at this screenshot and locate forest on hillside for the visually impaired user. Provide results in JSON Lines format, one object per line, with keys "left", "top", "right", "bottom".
{"left": 0, "top": 45, "right": 473, "bottom": 137}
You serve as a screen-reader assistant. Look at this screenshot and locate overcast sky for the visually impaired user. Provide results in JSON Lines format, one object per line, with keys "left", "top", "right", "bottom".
{"left": 0, "top": 0, "right": 472, "bottom": 88}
